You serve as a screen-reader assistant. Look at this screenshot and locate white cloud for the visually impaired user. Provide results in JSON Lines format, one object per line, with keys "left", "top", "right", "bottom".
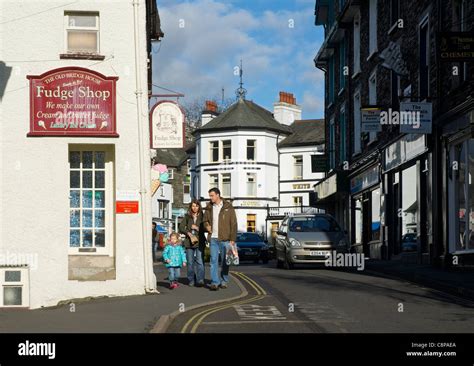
{"left": 153, "top": 0, "right": 324, "bottom": 118}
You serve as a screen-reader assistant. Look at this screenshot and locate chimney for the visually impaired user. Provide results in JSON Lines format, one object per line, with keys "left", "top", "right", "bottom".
{"left": 273, "top": 91, "right": 302, "bottom": 126}
{"left": 201, "top": 100, "right": 219, "bottom": 126}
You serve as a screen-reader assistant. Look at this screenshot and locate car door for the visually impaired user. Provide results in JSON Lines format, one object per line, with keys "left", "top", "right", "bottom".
{"left": 275, "top": 218, "right": 289, "bottom": 256}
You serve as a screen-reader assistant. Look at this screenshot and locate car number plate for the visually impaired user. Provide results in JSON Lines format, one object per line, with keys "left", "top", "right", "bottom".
{"left": 247, "top": 251, "right": 256, "bottom": 255}
{"left": 310, "top": 251, "right": 328, "bottom": 256}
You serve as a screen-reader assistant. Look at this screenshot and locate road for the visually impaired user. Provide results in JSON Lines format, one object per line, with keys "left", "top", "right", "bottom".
{"left": 166, "top": 260, "right": 474, "bottom": 333}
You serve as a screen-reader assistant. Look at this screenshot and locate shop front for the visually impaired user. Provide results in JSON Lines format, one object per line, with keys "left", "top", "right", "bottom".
{"left": 444, "top": 106, "right": 474, "bottom": 266}
{"left": 349, "top": 164, "right": 382, "bottom": 258}
{"left": 382, "top": 134, "right": 430, "bottom": 263}
{"left": 313, "top": 171, "right": 349, "bottom": 230}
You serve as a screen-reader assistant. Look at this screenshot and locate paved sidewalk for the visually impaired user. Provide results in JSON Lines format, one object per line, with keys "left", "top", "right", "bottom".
{"left": 362, "top": 260, "right": 474, "bottom": 301}
{"left": 0, "top": 260, "right": 241, "bottom": 333}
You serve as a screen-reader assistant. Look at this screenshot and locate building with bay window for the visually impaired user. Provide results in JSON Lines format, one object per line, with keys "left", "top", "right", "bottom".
{"left": 0, "top": 0, "right": 163, "bottom": 308}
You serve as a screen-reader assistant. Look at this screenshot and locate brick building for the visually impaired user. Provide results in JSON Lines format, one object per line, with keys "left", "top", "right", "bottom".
{"left": 313, "top": 0, "right": 473, "bottom": 267}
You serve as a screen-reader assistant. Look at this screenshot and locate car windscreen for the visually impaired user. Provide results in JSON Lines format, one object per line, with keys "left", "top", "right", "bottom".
{"left": 236, "top": 233, "right": 263, "bottom": 242}
{"left": 289, "top": 217, "right": 341, "bottom": 232}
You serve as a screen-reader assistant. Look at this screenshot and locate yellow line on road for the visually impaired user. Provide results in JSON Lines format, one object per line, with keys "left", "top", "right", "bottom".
{"left": 234, "top": 272, "right": 267, "bottom": 295}
{"left": 180, "top": 272, "right": 265, "bottom": 333}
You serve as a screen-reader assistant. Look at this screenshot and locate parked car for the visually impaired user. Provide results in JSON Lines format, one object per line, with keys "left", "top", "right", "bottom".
{"left": 275, "top": 213, "right": 349, "bottom": 269}
{"left": 401, "top": 233, "right": 418, "bottom": 252}
{"left": 235, "top": 232, "right": 270, "bottom": 264}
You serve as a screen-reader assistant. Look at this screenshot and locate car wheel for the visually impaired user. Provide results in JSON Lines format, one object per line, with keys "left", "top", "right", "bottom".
{"left": 283, "top": 251, "right": 294, "bottom": 270}
{"left": 276, "top": 250, "right": 284, "bottom": 268}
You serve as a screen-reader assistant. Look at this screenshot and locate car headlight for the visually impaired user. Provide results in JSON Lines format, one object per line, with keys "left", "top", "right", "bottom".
{"left": 289, "top": 239, "right": 301, "bottom": 247}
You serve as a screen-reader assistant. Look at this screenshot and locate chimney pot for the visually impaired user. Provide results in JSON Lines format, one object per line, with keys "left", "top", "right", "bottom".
{"left": 205, "top": 100, "right": 217, "bottom": 113}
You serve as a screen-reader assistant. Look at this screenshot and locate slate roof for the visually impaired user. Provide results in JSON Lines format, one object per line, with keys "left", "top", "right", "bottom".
{"left": 194, "top": 98, "right": 292, "bottom": 135}
{"left": 153, "top": 148, "right": 187, "bottom": 167}
{"left": 278, "top": 119, "right": 325, "bottom": 148}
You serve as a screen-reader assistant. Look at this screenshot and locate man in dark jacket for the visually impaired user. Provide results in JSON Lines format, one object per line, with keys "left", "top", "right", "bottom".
{"left": 203, "top": 188, "right": 237, "bottom": 291}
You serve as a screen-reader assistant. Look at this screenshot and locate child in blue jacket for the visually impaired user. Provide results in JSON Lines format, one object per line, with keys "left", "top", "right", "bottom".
{"left": 162, "top": 232, "right": 187, "bottom": 289}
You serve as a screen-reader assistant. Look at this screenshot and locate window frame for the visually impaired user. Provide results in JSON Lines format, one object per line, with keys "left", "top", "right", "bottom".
{"left": 221, "top": 173, "right": 232, "bottom": 198}
{"left": 68, "top": 145, "right": 114, "bottom": 256}
{"left": 1, "top": 268, "right": 30, "bottom": 308}
{"left": 247, "top": 139, "right": 256, "bottom": 161}
{"left": 418, "top": 14, "right": 430, "bottom": 101}
{"left": 293, "top": 155, "right": 303, "bottom": 180}
{"left": 353, "top": 12, "right": 361, "bottom": 77}
{"left": 222, "top": 140, "right": 232, "bottom": 161}
{"left": 246, "top": 173, "right": 257, "bottom": 197}
{"left": 368, "top": 70, "right": 378, "bottom": 142}
{"left": 64, "top": 11, "right": 100, "bottom": 54}
{"left": 208, "top": 173, "right": 219, "bottom": 192}
{"left": 209, "top": 141, "right": 219, "bottom": 162}
{"left": 368, "top": 0, "right": 378, "bottom": 58}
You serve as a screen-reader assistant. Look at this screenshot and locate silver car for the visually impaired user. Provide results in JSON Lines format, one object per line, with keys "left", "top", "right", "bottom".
{"left": 275, "top": 213, "right": 349, "bottom": 269}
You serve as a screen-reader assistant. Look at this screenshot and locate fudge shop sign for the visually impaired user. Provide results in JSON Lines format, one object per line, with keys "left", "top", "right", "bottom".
{"left": 27, "top": 67, "right": 118, "bottom": 137}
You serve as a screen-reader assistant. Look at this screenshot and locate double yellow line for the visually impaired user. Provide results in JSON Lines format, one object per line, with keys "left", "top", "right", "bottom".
{"left": 180, "top": 271, "right": 267, "bottom": 333}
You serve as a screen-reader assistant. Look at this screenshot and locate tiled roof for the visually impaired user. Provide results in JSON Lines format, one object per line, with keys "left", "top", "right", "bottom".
{"left": 279, "top": 119, "right": 325, "bottom": 147}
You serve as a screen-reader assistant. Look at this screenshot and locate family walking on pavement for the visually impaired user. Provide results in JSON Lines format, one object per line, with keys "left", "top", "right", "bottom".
{"left": 159, "top": 187, "right": 238, "bottom": 291}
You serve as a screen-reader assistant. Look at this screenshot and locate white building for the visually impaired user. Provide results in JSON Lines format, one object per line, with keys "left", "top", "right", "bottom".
{"left": 277, "top": 119, "right": 325, "bottom": 209}
{"left": 193, "top": 96, "right": 292, "bottom": 237}
{"left": 0, "top": 0, "right": 162, "bottom": 308}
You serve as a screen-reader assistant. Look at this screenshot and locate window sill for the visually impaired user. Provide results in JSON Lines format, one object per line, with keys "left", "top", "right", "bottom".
{"left": 366, "top": 50, "right": 378, "bottom": 61}
{"left": 60, "top": 53, "right": 106, "bottom": 60}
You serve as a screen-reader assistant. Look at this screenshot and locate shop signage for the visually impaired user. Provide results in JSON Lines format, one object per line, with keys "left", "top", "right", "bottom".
{"left": 293, "top": 184, "right": 311, "bottom": 190}
{"left": 315, "top": 174, "right": 337, "bottom": 200}
{"left": 350, "top": 165, "right": 380, "bottom": 194}
{"left": 399, "top": 102, "right": 432, "bottom": 134}
{"left": 27, "top": 67, "right": 118, "bottom": 137}
{"left": 116, "top": 190, "right": 139, "bottom": 214}
{"left": 384, "top": 134, "right": 427, "bottom": 172}
{"left": 241, "top": 201, "right": 261, "bottom": 207}
{"left": 438, "top": 32, "right": 474, "bottom": 62}
{"left": 150, "top": 100, "right": 185, "bottom": 149}
{"left": 361, "top": 107, "right": 382, "bottom": 132}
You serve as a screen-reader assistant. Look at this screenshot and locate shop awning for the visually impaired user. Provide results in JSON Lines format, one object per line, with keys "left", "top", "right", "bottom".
{"left": 313, "top": 171, "right": 349, "bottom": 203}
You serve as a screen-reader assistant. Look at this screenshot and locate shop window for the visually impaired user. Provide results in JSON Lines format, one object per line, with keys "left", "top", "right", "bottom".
{"left": 69, "top": 146, "right": 113, "bottom": 254}
{"left": 371, "top": 188, "right": 381, "bottom": 241}
{"left": 451, "top": 139, "right": 474, "bottom": 252}
{"left": 65, "top": 12, "right": 100, "bottom": 54}
{"left": 247, "top": 214, "right": 256, "bottom": 232}
{"left": 354, "top": 197, "right": 363, "bottom": 245}
{"left": 401, "top": 165, "right": 418, "bottom": 244}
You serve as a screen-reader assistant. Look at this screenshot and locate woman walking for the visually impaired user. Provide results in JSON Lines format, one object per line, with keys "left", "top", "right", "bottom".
{"left": 179, "top": 199, "right": 206, "bottom": 287}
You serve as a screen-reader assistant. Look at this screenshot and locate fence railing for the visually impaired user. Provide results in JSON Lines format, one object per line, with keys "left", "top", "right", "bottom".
{"left": 267, "top": 206, "right": 322, "bottom": 218}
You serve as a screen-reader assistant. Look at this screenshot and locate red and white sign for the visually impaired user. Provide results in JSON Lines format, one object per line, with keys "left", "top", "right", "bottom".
{"left": 27, "top": 67, "right": 119, "bottom": 137}
{"left": 116, "top": 190, "right": 139, "bottom": 214}
{"left": 150, "top": 100, "right": 185, "bottom": 148}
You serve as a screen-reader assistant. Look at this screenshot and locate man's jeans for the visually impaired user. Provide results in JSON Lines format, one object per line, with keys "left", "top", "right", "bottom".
{"left": 168, "top": 267, "right": 180, "bottom": 283}
{"left": 186, "top": 248, "right": 205, "bottom": 284}
{"left": 210, "top": 238, "right": 230, "bottom": 286}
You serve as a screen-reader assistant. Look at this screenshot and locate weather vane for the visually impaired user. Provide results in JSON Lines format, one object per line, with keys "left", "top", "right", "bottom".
{"left": 235, "top": 59, "right": 247, "bottom": 100}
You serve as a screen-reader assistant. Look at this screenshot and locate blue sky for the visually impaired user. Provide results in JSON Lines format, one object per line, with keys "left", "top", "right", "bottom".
{"left": 153, "top": 0, "right": 325, "bottom": 119}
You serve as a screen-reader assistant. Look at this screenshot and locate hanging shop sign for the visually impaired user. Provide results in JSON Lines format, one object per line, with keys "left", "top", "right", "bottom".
{"left": 361, "top": 107, "right": 382, "bottom": 132}
{"left": 438, "top": 32, "right": 474, "bottom": 62}
{"left": 150, "top": 100, "right": 185, "bottom": 149}
{"left": 384, "top": 134, "right": 427, "bottom": 172}
{"left": 27, "top": 67, "right": 118, "bottom": 137}
{"left": 399, "top": 102, "right": 432, "bottom": 134}
{"left": 350, "top": 165, "right": 380, "bottom": 195}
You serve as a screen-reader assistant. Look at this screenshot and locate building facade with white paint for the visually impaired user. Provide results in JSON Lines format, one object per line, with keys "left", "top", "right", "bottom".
{"left": 0, "top": 0, "right": 162, "bottom": 308}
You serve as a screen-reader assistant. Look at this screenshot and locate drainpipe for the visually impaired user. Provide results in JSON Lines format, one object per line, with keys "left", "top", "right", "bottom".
{"left": 132, "top": 0, "right": 157, "bottom": 293}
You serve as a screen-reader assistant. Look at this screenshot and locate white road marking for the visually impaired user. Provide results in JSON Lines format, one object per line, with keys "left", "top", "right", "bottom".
{"left": 233, "top": 304, "right": 286, "bottom": 320}
{"left": 294, "top": 302, "right": 355, "bottom": 323}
